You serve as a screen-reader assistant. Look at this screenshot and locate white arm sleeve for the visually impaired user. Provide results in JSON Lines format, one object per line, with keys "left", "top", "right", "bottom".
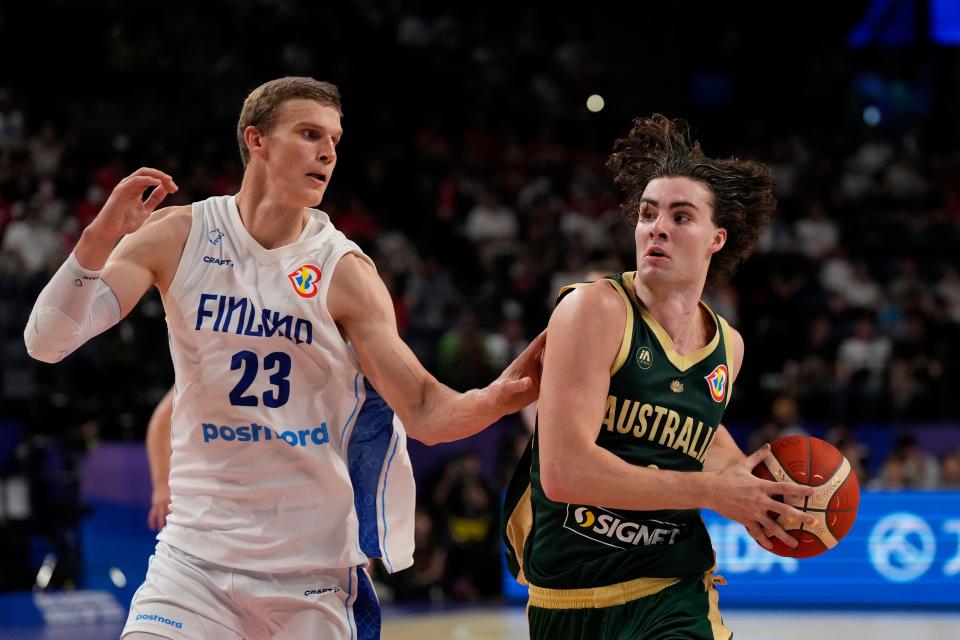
{"left": 24, "top": 253, "right": 122, "bottom": 363}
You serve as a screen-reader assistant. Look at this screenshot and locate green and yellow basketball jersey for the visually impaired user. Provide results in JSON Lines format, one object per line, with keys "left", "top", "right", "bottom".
{"left": 503, "top": 271, "right": 736, "bottom": 590}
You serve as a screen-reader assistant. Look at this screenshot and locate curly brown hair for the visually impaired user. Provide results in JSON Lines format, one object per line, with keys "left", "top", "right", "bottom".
{"left": 606, "top": 114, "right": 776, "bottom": 285}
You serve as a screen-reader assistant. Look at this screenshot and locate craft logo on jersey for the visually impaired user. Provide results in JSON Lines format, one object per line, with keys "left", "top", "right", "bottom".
{"left": 636, "top": 346, "right": 653, "bottom": 370}
{"left": 565, "top": 504, "right": 685, "bottom": 549}
{"left": 288, "top": 264, "right": 322, "bottom": 298}
{"left": 705, "top": 364, "right": 728, "bottom": 403}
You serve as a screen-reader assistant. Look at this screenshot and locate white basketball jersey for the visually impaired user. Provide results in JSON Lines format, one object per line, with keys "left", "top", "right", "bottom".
{"left": 158, "top": 195, "right": 414, "bottom": 574}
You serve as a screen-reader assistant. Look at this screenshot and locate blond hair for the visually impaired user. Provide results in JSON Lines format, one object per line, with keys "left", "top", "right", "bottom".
{"left": 236, "top": 77, "right": 342, "bottom": 166}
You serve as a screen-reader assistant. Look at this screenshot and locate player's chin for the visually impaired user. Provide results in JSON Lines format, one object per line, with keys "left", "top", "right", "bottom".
{"left": 298, "top": 185, "right": 326, "bottom": 207}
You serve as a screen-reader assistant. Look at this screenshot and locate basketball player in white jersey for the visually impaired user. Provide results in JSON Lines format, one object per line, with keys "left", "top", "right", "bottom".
{"left": 24, "top": 77, "right": 544, "bottom": 640}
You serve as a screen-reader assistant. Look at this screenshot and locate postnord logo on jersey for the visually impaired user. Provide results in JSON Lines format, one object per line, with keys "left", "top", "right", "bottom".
{"left": 288, "top": 264, "right": 322, "bottom": 298}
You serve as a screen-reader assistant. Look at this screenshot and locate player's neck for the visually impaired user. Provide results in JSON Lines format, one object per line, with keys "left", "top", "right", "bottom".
{"left": 633, "top": 276, "right": 710, "bottom": 354}
{"left": 236, "top": 178, "right": 310, "bottom": 250}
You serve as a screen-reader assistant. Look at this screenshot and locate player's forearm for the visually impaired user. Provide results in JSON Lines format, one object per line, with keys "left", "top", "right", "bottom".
{"left": 23, "top": 252, "right": 122, "bottom": 363}
{"left": 146, "top": 428, "right": 172, "bottom": 488}
{"left": 145, "top": 388, "right": 174, "bottom": 487}
{"left": 540, "top": 444, "right": 715, "bottom": 512}
{"left": 405, "top": 380, "right": 503, "bottom": 445}
{"left": 701, "top": 425, "right": 745, "bottom": 473}
{"left": 75, "top": 225, "right": 123, "bottom": 271}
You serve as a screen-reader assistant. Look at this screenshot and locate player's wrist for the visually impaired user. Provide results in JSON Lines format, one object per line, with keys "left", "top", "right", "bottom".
{"left": 693, "top": 470, "right": 719, "bottom": 511}
{"left": 76, "top": 226, "right": 121, "bottom": 269}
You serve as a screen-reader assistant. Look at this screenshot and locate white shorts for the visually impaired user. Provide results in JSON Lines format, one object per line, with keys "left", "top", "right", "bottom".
{"left": 122, "top": 542, "right": 380, "bottom": 639}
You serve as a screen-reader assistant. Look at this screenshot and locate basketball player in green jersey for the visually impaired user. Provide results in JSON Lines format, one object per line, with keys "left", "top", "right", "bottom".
{"left": 503, "top": 115, "right": 817, "bottom": 639}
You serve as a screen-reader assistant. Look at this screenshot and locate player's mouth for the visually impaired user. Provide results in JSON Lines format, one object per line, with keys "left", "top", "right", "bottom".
{"left": 643, "top": 246, "right": 670, "bottom": 261}
{"left": 306, "top": 173, "right": 327, "bottom": 185}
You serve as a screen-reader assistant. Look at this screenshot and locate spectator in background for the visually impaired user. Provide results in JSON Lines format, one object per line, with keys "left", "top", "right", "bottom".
{"left": 893, "top": 435, "right": 940, "bottom": 489}
{"left": 934, "top": 265, "right": 960, "bottom": 322}
{"left": 432, "top": 452, "right": 500, "bottom": 601}
{"left": 826, "top": 423, "right": 870, "bottom": 486}
{"left": 405, "top": 254, "right": 462, "bottom": 367}
{"left": 463, "top": 188, "right": 519, "bottom": 271}
{"left": 940, "top": 451, "right": 960, "bottom": 489}
{"left": 869, "top": 454, "right": 909, "bottom": 490}
{"left": 794, "top": 200, "right": 839, "bottom": 260}
{"left": 750, "top": 395, "right": 809, "bottom": 453}
{"left": 437, "top": 306, "right": 494, "bottom": 390}
{"left": 386, "top": 507, "right": 447, "bottom": 603}
{"left": 1, "top": 200, "right": 64, "bottom": 277}
{"left": 837, "top": 314, "right": 891, "bottom": 416}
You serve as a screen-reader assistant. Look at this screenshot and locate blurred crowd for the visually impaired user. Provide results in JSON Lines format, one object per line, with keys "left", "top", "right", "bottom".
{"left": 1, "top": 0, "right": 959, "bottom": 599}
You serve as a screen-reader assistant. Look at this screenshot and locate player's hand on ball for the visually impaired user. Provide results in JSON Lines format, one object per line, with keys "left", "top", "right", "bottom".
{"left": 707, "top": 444, "right": 816, "bottom": 551}
{"left": 87, "top": 167, "right": 178, "bottom": 241}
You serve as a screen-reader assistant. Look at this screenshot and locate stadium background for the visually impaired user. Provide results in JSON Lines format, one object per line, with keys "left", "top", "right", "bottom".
{"left": 1, "top": 0, "right": 959, "bottom": 637}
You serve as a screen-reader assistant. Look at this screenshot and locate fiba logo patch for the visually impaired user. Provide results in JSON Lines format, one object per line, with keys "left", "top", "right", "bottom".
{"left": 704, "top": 364, "right": 728, "bottom": 403}
{"left": 288, "top": 264, "right": 322, "bottom": 298}
{"left": 636, "top": 346, "right": 653, "bottom": 370}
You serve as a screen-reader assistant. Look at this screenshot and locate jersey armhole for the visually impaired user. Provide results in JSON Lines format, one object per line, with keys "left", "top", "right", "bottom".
{"left": 717, "top": 315, "right": 736, "bottom": 407}
{"left": 603, "top": 280, "right": 635, "bottom": 376}
{"left": 557, "top": 280, "right": 634, "bottom": 376}
{"left": 166, "top": 204, "right": 200, "bottom": 300}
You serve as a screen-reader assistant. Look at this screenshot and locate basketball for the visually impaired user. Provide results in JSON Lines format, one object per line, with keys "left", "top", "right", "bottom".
{"left": 751, "top": 435, "right": 860, "bottom": 558}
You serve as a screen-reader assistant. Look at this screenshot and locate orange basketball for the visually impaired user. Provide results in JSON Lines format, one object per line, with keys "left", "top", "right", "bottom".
{"left": 751, "top": 435, "right": 860, "bottom": 558}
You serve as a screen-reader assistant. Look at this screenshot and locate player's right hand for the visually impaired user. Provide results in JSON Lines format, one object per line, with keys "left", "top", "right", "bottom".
{"left": 706, "top": 444, "right": 816, "bottom": 551}
{"left": 87, "top": 168, "right": 178, "bottom": 241}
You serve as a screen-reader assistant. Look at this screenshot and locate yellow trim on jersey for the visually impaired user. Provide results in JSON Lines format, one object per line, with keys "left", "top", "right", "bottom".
{"left": 557, "top": 280, "right": 635, "bottom": 376}
{"left": 604, "top": 279, "right": 635, "bottom": 375}
{"left": 504, "top": 484, "right": 533, "bottom": 586}
{"left": 703, "top": 572, "right": 733, "bottom": 639}
{"left": 717, "top": 316, "right": 736, "bottom": 407}
{"left": 621, "top": 272, "right": 720, "bottom": 372}
{"left": 528, "top": 575, "right": 681, "bottom": 610}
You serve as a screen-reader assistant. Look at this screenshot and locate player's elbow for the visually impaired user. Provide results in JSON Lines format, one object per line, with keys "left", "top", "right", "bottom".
{"left": 540, "top": 458, "right": 576, "bottom": 503}
{"left": 23, "top": 331, "right": 66, "bottom": 364}
{"left": 406, "top": 424, "right": 441, "bottom": 446}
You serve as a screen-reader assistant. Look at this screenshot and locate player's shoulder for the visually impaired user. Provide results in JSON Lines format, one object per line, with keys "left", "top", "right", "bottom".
{"left": 139, "top": 204, "right": 193, "bottom": 238}
{"left": 552, "top": 279, "right": 626, "bottom": 325}
{"left": 122, "top": 205, "right": 193, "bottom": 263}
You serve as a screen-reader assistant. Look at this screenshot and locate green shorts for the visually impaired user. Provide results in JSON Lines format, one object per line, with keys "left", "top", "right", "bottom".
{"left": 526, "top": 573, "right": 732, "bottom": 640}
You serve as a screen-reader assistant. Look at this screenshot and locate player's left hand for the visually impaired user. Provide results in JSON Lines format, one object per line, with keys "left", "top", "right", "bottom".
{"left": 148, "top": 486, "right": 172, "bottom": 531}
{"left": 488, "top": 330, "right": 546, "bottom": 415}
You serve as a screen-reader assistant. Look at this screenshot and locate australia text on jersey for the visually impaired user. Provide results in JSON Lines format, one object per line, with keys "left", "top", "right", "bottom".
{"left": 602, "top": 394, "right": 718, "bottom": 463}
{"left": 195, "top": 293, "right": 314, "bottom": 345}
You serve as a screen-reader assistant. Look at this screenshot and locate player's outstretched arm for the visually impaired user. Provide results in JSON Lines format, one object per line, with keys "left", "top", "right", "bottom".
{"left": 329, "top": 254, "right": 543, "bottom": 445}
{"left": 146, "top": 387, "right": 174, "bottom": 531}
{"left": 24, "top": 168, "right": 186, "bottom": 362}
{"left": 535, "top": 283, "right": 816, "bottom": 549}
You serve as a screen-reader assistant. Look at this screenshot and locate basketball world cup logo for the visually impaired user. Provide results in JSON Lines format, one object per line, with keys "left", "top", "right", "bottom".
{"left": 704, "top": 364, "right": 728, "bottom": 403}
{"left": 288, "top": 264, "right": 322, "bottom": 298}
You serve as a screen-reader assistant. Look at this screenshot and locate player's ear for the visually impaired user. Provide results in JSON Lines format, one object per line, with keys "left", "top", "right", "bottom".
{"left": 709, "top": 227, "right": 727, "bottom": 255}
{"left": 244, "top": 126, "right": 265, "bottom": 160}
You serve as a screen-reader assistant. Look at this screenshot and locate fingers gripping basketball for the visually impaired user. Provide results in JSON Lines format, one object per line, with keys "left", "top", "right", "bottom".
{"left": 751, "top": 435, "right": 860, "bottom": 558}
